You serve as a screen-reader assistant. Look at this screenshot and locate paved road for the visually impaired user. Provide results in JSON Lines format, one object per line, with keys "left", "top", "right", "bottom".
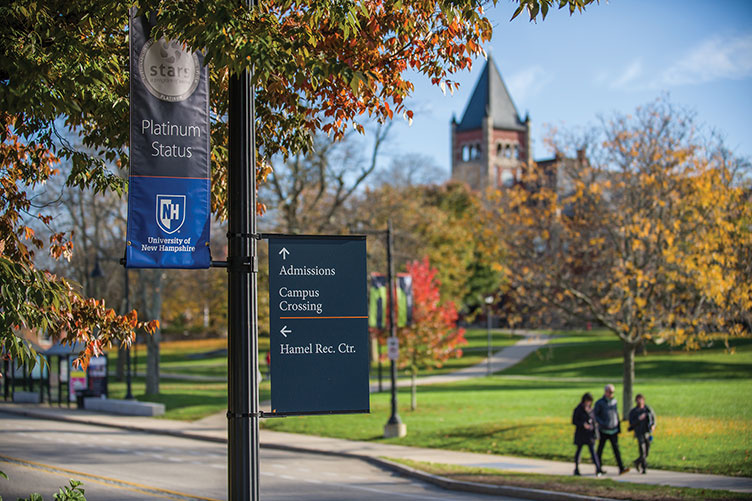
{"left": 0, "top": 412, "right": 523, "bottom": 501}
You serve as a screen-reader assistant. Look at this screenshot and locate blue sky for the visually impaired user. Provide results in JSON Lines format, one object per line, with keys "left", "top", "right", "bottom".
{"left": 382, "top": 0, "right": 752, "bottom": 176}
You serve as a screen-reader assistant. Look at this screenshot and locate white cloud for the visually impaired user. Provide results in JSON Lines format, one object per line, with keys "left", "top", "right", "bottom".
{"left": 657, "top": 34, "right": 752, "bottom": 87}
{"left": 507, "top": 65, "right": 550, "bottom": 104}
{"left": 610, "top": 59, "right": 643, "bottom": 89}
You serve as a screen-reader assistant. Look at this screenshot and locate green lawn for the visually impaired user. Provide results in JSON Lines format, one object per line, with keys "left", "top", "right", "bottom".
{"left": 104, "top": 329, "right": 752, "bottom": 476}
{"left": 504, "top": 329, "right": 752, "bottom": 381}
{"left": 106, "top": 338, "right": 271, "bottom": 420}
{"left": 370, "top": 329, "right": 520, "bottom": 381}
{"left": 122, "top": 330, "right": 519, "bottom": 387}
{"left": 390, "top": 459, "right": 752, "bottom": 501}
{"left": 107, "top": 377, "right": 270, "bottom": 421}
{"left": 262, "top": 330, "right": 752, "bottom": 476}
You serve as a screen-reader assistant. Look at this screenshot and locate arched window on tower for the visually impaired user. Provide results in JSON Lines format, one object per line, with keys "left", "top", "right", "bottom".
{"left": 500, "top": 169, "right": 515, "bottom": 187}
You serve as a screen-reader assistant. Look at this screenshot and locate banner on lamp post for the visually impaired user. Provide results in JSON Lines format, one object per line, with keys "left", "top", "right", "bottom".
{"left": 368, "top": 273, "right": 413, "bottom": 329}
{"left": 368, "top": 273, "right": 388, "bottom": 329}
{"left": 126, "top": 9, "right": 211, "bottom": 269}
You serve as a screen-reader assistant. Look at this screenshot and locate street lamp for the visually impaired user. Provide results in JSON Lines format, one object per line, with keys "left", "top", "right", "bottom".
{"left": 348, "top": 221, "right": 405, "bottom": 436}
{"left": 89, "top": 258, "right": 103, "bottom": 298}
{"left": 122, "top": 264, "right": 134, "bottom": 400}
{"left": 383, "top": 219, "right": 406, "bottom": 438}
{"left": 485, "top": 296, "right": 494, "bottom": 376}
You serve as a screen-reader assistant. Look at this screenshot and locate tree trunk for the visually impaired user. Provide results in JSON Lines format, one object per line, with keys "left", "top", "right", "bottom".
{"left": 622, "top": 340, "right": 636, "bottom": 420}
{"left": 410, "top": 365, "right": 417, "bottom": 411}
{"left": 115, "top": 348, "right": 126, "bottom": 381}
{"left": 145, "top": 328, "right": 161, "bottom": 395}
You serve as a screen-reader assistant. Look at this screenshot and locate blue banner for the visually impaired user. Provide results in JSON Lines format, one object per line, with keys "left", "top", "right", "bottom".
{"left": 126, "top": 10, "right": 211, "bottom": 269}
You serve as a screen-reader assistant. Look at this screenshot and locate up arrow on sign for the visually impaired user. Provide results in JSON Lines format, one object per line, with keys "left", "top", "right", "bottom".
{"left": 268, "top": 234, "right": 369, "bottom": 416}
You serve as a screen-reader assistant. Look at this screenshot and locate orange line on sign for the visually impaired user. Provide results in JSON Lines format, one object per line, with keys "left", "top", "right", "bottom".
{"left": 279, "top": 316, "right": 368, "bottom": 319}
{"left": 130, "top": 175, "right": 210, "bottom": 180}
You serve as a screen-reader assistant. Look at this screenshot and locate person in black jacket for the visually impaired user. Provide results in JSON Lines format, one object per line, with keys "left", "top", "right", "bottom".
{"left": 594, "top": 383, "right": 628, "bottom": 474}
{"left": 628, "top": 394, "right": 656, "bottom": 474}
{"left": 572, "top": 392, "right": 602, "bottom": 476}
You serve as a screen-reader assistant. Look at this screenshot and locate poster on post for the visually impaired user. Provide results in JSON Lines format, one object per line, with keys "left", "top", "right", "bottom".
{"left": 126, "top": 9, "right": 211, "bottom": 269}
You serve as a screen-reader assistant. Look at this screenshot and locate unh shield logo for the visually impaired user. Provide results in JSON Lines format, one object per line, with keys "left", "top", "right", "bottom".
{"left": 156, "top": 194, "right": 186, "bottom": 234}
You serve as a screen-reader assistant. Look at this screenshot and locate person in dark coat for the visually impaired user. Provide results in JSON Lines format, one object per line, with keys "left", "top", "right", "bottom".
{"left": 628, "top": 393, "right": 656, "bottom": 474}
{"left": 572, "top": 392, "right": 602, "bottom": 476}
{"left": 594, "top": 383, "right": 628, "bottom": 474}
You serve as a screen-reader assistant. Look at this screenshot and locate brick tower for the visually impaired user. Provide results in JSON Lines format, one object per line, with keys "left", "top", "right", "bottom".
{"left": 451, "top": 56, "right": 531, "bottom": 191}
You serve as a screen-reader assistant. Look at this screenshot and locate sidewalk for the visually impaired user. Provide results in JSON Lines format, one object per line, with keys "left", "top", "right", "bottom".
{"left": 370, "top": 330, "right": 553, "bottom": 392}
{"left": 1, "top": 402, "right": 750, "bottom": 495}
{"left": 3, "top": 333, "right": 750, "bottom": 496}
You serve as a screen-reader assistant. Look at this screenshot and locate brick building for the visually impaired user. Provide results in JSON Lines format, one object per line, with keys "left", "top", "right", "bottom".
{"left": 450, "top": 56, "right": 532, "bottom": 191}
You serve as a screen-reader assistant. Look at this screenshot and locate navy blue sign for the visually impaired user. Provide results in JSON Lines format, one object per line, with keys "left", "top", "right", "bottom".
{"left": 268, "top": 235, "right": 369, "bottom": 415}
{"left": 126, "top": 10, "right": 211, "bottom": 269}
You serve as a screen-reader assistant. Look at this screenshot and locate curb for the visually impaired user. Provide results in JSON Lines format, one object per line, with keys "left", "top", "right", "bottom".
{"left": 243, "top": 436, "right": 618, "bottom": 501}
{"left": 374, "top": 458, "right": 615, "bottom": 501}
{"left": 2, "top": 405, "right": 618, "bottom": 501}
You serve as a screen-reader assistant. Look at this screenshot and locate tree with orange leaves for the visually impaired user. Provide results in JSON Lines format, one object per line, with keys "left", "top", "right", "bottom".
{"left": 487, "top": 98, "right": 752, "bottom": 418}
{"left": 0, "top": 0, "right": 594, "bottom": 368}
{"left": 0, "top": 116, "right": 158, "bottom": 369}
{"left": 398, "top": 257, "right": 465, "bottom": 410}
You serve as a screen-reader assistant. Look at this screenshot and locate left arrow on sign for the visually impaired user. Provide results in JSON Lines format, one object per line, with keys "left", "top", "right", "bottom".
{"left": 279, "top": 247, "right": 290, "bottom": 260}
{"left": 280, "top": 325, "right": 292, "bottom": 337}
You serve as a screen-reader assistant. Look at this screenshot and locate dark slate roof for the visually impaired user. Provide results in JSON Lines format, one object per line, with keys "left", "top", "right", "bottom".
{"left": 456, "top": 56, "right": 526, "bottom": 133}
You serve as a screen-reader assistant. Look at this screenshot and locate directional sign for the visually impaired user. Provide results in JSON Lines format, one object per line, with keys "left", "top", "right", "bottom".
{"left": 387, "top": 337, "right": 399, "bottom": 361}
{"left": 268, "top": 235, "right": 369, "bottom": 415}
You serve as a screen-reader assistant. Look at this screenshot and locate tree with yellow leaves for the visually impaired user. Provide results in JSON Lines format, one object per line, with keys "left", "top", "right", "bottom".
{"left": 488, "top": 98, "right": 752, "bottom": 417}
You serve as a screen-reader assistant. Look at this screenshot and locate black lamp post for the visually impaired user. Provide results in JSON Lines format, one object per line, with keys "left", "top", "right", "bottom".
{"left": 123, "top": 266, "right": 134, "bottom": 400}
{"left": 349, "top": 221, "right": 406, "bottom": 437}
{"left": 90, "top": 258, "right": 103, "bottom": 279}
{"left": 383, "top": 219, "right": 406, "bottom": 438}
{"left": 485, "top": 296, "right": 494, "bottom": 376}
{"left": 89, "top": 258, "right": 103, "bottom": 298}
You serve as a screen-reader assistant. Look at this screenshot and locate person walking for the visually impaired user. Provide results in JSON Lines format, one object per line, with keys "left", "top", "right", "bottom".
{"left": 628, "top": 393, "right": 656, "bottom": 474}
{"left": 572, "top": 392, "right": 602, "bottom": 476}
{"left": 594, "top": 383, "right": 628, "bottom": 474}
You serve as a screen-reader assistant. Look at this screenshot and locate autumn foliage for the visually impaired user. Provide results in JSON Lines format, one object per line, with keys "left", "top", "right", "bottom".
{"left": 0, "top": 115, "right": 158, "bottom": 369}
{"left": 0, "top": 0, "right": 595, "bottom": 368}
{"left": 398, "top": 257, "right": 465, "bottom": 409}
{"left": 486, "top": 98, "right": 751, "bottom": 416}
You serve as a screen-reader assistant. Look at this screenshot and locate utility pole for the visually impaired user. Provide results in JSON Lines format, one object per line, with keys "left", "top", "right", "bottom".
{"left": 227, "top": 0, "right": 259, "bottom": 497}
{"left": 485, "top": 296, "right": 493, "bottom": 376}
{"left": 124, "top": 267, "right": 134, "bottom": 400}
{"left": 383, "top": 219, "right": 406, "bottom": 438}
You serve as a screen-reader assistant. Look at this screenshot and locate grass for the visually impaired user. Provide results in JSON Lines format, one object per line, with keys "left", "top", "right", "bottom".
{"left": 387, "top": 458, "right": 752, "bottom": 501}
{"left": 113, "top": 330, "right": 518, "bottom": 392}
{"left": 107, "top": 377, "right": 271, "bottom": 421}
{"left": 261, "top": 330, "right": 752, "bottom": 477}
{"left": 370, "top": 329, "right": 520, "bottom": 381}
{"left": 121, "top": 338, "right": 270, "bottom": 379}
{"left": 99, "top": 329, "right": 752, "bottom": 476}
{"left": 504, "top": 329, "right": 752, "bottom": 381}
{"left": 105, "top": 338, "right": 271, "bottom": 420}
